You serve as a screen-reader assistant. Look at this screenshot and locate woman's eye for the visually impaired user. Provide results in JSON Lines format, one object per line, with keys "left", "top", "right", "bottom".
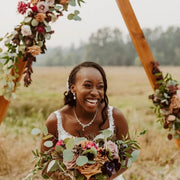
{"left": 84, "top": 84, "right": 91, "bottom": 88}
{"left": 98, "top": 85, "right": 104, "bottom": 89}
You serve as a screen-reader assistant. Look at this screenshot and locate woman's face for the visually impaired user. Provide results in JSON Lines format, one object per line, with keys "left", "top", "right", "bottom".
{"left": 71, "top": 67, "right": 105, "bottom": 112}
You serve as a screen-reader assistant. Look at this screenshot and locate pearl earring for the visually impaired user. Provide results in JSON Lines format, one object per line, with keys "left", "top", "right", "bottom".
{"left": 73, "top": 93, "right": 76, "bottom": 100}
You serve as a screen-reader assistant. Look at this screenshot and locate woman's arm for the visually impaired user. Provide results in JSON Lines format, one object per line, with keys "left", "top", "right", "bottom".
{"left": 110, "top": 107, "right": 129, "bottom": 179}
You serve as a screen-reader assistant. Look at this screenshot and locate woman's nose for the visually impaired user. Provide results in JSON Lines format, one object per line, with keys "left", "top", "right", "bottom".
{"left": 91, "top": 87, "right": 99, "bottom": 96}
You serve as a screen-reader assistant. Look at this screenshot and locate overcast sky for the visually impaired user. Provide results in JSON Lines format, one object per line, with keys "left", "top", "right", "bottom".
{"left": 0, "top": 0, "right": 180, "bottom": 47}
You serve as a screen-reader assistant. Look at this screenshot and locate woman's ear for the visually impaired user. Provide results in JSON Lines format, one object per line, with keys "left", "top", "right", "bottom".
{"left": 70, "top": 84, "right": 75, "bottom": 94}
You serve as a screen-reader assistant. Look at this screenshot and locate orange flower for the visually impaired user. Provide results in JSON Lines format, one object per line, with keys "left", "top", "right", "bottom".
{"left": 30, "top": 0, "right": 41, "bottom": 6}
{"left": 35, "top": 13, "right": 46, "bottom": 22}
{"left": 59, "top": 0, "right": 69, "bottom": 5}
{"left": 28, "top": 45, "right": 41, "bottom": 57}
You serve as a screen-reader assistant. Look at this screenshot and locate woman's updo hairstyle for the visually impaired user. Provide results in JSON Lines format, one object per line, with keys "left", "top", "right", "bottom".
{"left": 64, "top": 61, "right": 109, "bottom": 129}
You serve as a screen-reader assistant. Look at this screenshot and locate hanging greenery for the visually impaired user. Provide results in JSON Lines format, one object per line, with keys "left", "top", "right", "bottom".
{"left": 0, "top": 0, "right": 84, "bottom": 100}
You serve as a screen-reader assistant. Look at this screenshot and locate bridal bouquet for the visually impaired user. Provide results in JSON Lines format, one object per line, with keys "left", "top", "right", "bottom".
{"left": 25, "top": 129, "right": 140, "bottom": 180}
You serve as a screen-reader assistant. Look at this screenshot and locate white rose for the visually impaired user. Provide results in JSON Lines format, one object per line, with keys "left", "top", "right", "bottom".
{"left": 37, "top": 1, "right": 49, "bottom": 13}
{"left": 45, "top": 0, "right": 55, "bottom": 6}
{"left": 21, "top": 25, "right": 32, "bottom": 36}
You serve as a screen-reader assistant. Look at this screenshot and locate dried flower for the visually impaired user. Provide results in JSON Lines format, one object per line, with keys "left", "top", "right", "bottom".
{"left": 36, "top": 25, "right": 45, "bottom": 33}
{"left": 21, "top": 25, "right": 32, "bottom": 36}
{"left": 17, "top": 1, "right": 28, "bottom": 14}
{"left": 37, "top": 1, "right": 49, "bottom": 13}
{"left": 28, "top": 45, "right": 41, "bottom": 57}
{"left": 59, "top": 0, "right": 69, "bottom": 5}
{"left": 35, "top": 13, "right": 47, "bottom": 22}
{"left": 63, "top": 154, "right": 79, "bottom": 170}
{"left": 30, "top": 0, "right": 41, "bottom": 6}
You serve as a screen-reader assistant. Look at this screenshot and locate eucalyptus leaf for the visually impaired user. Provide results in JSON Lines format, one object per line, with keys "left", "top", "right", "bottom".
{"left": 127, "top": 158, "right": 132, "bottom": 168}
{"left": 69, "top": 0, "right": 76, "bottom": 6}
{"left": 75, "top": 137, "right": 87, "bottom": 144}
{"left": 73, "top": 15, "right": 81, "bottom": 21}
{"left": 74, "top": 10, "right": 80, "bottom": 15}
{"left": 63, "top": 149, "right": 74, "bottom": 162}
{"left": 47, "top": 160, "right": 59, "bottom": 172}
{"left": 67, "top": 14, "right": 74, "bottom": 20}
{"left": 31, "top": 19, "right": 39, "bottom": 27}
{"left": 45, "top": 33, "right": 51, "bottom": 40}
{"left": 76, "top": 156, "right": 88, "bottom": 166}
{"left": 43, "top": 126, "right": 48, "bottom": 136}
{"left": 31, "top": 128, "right": 41, "bottom": 135}
{"left": 130, "top": 150, "right": 139, "bottom": 162}
{"left": 24, "top": 17, "right": 32, "bottom": 23}
{"left": 66, "top": 138, "right": 75, "bottom": 150}
{"left": 101, "top": 129, "right": 112, "bottom": 139}
{"left": 44, "top": 140, "right": 53, "bottom": 148}
{"left": 45, "top": 26, "right": 52, "bottom": 32}
{"left": 55, "top": 145, "right": 64, "bottom": 153}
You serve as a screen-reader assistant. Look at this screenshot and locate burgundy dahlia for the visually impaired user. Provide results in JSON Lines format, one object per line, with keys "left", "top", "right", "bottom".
{"left": 17, "top": 1, "right": 28, "bottom": 14}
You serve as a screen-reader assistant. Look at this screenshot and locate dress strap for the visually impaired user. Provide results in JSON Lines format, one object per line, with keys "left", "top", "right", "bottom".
{"left": 54, "top": 110, "right": 72, "bottom": 140}
{"left": 108, "top": 106, "right": 115, "bottom": 133}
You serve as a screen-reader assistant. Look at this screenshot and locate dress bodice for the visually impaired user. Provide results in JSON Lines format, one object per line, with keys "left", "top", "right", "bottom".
{"left": 54, "top": 106, "right": 115, "bottom": 141}
{"left": 54, "top": 106, "right": 124, "bottom": 180}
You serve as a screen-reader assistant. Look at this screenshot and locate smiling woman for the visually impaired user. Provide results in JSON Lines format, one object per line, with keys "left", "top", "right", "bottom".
{"left": 40, "top": 61, "right": 131, "bottom": 179}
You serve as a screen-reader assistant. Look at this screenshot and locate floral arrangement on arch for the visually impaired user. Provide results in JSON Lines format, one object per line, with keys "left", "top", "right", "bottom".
{"left": 0, "top": 0, "right": 84, "bottom": 100}
{"left": 149, "top": 62, "right": 180, "bottom": 140}
{"left": 24, "top": 129, "right": 140, "bottom": 180}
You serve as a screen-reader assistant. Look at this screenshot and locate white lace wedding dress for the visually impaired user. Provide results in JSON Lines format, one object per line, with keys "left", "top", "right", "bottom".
{"left": 54, "top": 106, "right": 124, "bottom": 180}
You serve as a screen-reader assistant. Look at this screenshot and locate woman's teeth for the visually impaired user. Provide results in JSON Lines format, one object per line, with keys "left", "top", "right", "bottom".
{"left": 86, "top": 99, "right": 97, "bottom": 104}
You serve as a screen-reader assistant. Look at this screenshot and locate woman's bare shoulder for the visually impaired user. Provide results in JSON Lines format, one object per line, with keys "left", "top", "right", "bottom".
{"left": 112, "top": 107, "right": 129, "bottom": 139}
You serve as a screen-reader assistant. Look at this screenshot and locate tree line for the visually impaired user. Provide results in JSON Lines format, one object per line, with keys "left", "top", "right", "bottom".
{"left": 36, "top": 26, "right": 180, "bottom": 66}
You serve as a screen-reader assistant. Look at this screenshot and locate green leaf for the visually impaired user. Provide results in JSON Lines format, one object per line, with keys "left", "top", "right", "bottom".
{"left": 47, "top": 160, "right": 59, "bottom": 172}
{"left": 101, "top": 129, "right": 112, "bottom": 139}
{"left": 42, "top": 134, "right": 54, "bottom": 140}
{"left": 74, "top": 10, "right": 80, "bottom": 15}
{"left": 69, "top": 0, "right": 76, "bottom": 6}
{"left": 75, "top": 137, "right": 87, "bottom": 144}
{"left": 63, "top": 149, "right": 74, "bottom": 161}
{"left": 0, "top": 48, "right": 3, "bottom": 53}
{"left": 66, "top": 138, "right": 75, "bottom": 150}
{"left": 127, "top": 158, "right": 132, "bottom": 168}
{"left": 31, "top": 19, "right": 39, "bottom": 26}
{"left": 130, "top": 150, "right": 139, "bottom": 162}
{"left": 73, "top": 15, "right": 81, "bottom": 21}
{"left": 76, "top": 156, "right": 88, "bottom": 166}
{"left": 45, "top": 26, "right": 52, "bottom": 32}
{"left": 55, "top": 145, "right": 64, "bottom": 153}
{"left": 0, "top": 38, "right": 3, "bottom": 41}
{"left": 82, "top": 147, "right": 97, "bottom": 157}
{"left": 43, "top": 126, "right": 48, "bottom": 136}
{"left": 67, "top": 13, "right": 74, "bottom": 20}
{"left": 44, "top": 141, "right": 53, "bottom": 148}
{"left": 140, "top": 129, "right": 147, "bottom": 136}
{"left": 31, "top": 128, "right": 41, "bottom": 135}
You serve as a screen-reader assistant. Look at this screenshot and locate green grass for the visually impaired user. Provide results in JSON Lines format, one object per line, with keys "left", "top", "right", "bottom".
{"left": 0, "top": 66, "right": 180, "bottom": 180}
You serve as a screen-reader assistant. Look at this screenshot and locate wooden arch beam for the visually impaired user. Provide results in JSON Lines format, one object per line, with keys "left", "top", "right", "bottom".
{"left": 115, "top": 0, "right": 180, "bottom": 151}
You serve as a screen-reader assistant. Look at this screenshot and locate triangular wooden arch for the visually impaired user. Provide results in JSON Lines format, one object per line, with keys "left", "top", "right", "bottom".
{"left": 0, "top": 0, "right": 180, "bottom": 151}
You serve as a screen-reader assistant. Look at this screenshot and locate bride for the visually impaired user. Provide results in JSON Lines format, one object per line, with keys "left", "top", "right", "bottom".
{"left": 41, "top": 61, "right": 129, "bottom": 180}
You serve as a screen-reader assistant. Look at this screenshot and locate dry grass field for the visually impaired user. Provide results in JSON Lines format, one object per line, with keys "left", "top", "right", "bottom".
{"left": 0, "top": 66, "right": 180, "bottom": 180}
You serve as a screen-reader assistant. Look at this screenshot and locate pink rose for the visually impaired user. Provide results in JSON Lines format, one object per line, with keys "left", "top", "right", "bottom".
{"left": 17, "top": 1, "right": 28, "bottom": 14}
{"left": 37, "top": 1, "right": 49, "bottom": 13}
{"left": 21, "top": 25, "right": 32, "bottom": 36}
{"left": 56, "top": 140, "right": 63, "bottom": 146}
{"left": 105, "top": 141, "right": 119, "bottom": 159}
{"left": 85, "top": 142, "right": 97, "bottom": 149}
